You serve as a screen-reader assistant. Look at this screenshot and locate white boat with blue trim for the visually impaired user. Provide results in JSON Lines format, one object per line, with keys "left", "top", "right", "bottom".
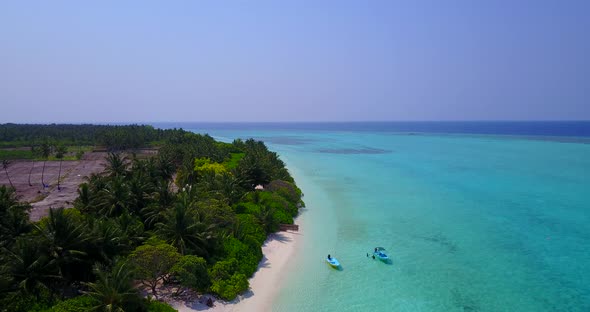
{"left": 326, "top": 255, "right": 340, "bottom": 268}
{"left": 373, "top": 247, "right": 390, "bottom": 262}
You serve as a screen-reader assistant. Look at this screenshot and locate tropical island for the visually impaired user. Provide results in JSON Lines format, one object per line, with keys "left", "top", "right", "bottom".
{"left": 0, "top": 124, "right": 304, "bottom": 312}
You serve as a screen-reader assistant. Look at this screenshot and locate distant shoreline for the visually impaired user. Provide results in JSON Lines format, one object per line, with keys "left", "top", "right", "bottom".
{"left": 154, "top": 121, "right": 590, "bottom": 142}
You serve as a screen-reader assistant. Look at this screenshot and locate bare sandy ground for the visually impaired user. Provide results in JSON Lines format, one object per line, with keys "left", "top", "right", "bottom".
{"left": 172, "top": 230, "right": 301, "bottom": 312}
{"left": 0, "top": 150, "right": 163, "bottom": 221}
{"left": 0, "top": 152, "right": 108, "bottom": 221}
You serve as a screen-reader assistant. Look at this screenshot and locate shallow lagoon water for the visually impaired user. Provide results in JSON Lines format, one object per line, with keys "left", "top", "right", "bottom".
{"left": 179, "top": 125, "right": 590, "bottom": 311}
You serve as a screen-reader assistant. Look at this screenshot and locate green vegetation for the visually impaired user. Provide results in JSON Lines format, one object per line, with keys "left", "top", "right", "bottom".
{"left": 171, "top": 255, "right": 209, "bottom": 291}
{"left": 0, "top": 146, "right": 90, "bottom": 161}
{"left": 223, "top": 152, "right": 245, "bottom": 170}
{"left": 40, "top": 296, "right": 95, "bottom": 312}
{"left": 130, "top": 239, "right": 181, "bottom": 298}
{"left": 0, "top": 124, "right": 176, "bottom": 150}
{"left": 0, "top": 149, "right": 34, "bottom": 160}
{"left": 0, "top": 186, "right": 31, "bottom": 248}
{"left": 146, "top": 300, "right": 177, "bottom": 312}
{"left": 83, "top": 262, "right": 144, "bottom": 312}
{"left": 0, "top": 124, "right": 303, "bottom": 311}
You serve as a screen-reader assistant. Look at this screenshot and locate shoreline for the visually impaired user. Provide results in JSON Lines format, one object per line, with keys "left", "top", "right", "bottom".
{"left": 172, "top": 158, "right": 311, "bottom": 312}
{"left": 172, "top": 229, "right": 301, "bottom": 312}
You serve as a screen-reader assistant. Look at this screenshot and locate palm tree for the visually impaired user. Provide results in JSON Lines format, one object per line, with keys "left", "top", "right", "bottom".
{"left": 85, "top": 173, "right": 108, "bottom": 192}
{"left": 39, "top": 142, "right": 51, "bottom": 188}
{"left": 246, "top": 191, "right": 283, "bottom": 233}
{"left": 56, "top": 160, "right": 62, "bottom": 191}
{"left": 0, "top": 237, "right": 60, "bottom": 299}
{"left": 84, "top": 262, "right": 142, "bottom": 312}
{"left": 156, "top": 193, "right": 216, "bottom": 257}
{"left": 257, "top": 203, "right": 279, "bottom": 234}
{"left": 75, "top": 183, "right": 91, "bottom": 212}
{"left": 154, "top": 179, "right": 174, "bottom": 207}
{"left": 2, "top": 160, "right": 13, "bottom": 189}
{"left": 28, "top": 161, "right": 34, "bottom": 186}
{"left": 140, "top": 180, "right": 174, "bottom": 228}
{"left": 156, "top": 156, "right": 175, "bottom": 181}
{"left": 87, "top": 218, "right": 126, "bottom": 265}
{"left": 55, "top": 145, "right": 67, "bottom": 191}
{"left": 115, "top": 212, "right": 145, "bottom": 248}
{"left": 94, "top": 176, "right": 130, "bottom": 217}
{"left": 104, "top": 153, "right": 127, "bottom": 177}
{"left": 140, "top": 203, "right": 165, "bottom": 231}
{"left": 127, "top": 174, "right": 153, "bottom": 216}
{"left": 0, "top": 186, "right": 31, "bottom": 248}
{"left": 34, "top": 208, "right": 92, "bottom": 283}
{"left": 216, "top": 172, "right": 245, "bottom": 205}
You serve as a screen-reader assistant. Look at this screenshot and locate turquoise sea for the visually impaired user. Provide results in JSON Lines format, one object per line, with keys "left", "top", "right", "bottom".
{"left": 161, "top": 122, "right": 590, "bottom": 311}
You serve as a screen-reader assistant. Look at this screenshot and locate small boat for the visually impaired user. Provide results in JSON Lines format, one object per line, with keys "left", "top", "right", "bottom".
{"left": 373, "top": 247, "right": 390, "bottom": 262}
{"left": 326, "top": 256, "right": 340, "bottom": 268}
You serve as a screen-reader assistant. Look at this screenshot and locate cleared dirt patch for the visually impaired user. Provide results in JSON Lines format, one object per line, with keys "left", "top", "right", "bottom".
{"left": 1, "top": 150, "right": 162, "bottom": 221}
{"left": 0, "top": 152, "right": 108, "bottom": 221}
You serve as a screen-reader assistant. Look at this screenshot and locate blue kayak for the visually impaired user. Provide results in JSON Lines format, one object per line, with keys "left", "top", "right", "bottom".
{"left": 326, "top": 257, "right": 340, "bottom": 268}
{"left": 373, "top": 247, "right": 390, "bottom": 262}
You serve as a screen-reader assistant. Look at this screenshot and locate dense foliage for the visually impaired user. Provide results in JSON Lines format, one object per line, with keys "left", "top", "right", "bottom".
{"left": 170, "top": 255, "right": 209, "bottom": 291}
{"left": 0, "top": 186, "right": 31, "bottom": 248}
{"left": 0, "top": 123, "right": 189, "bottom": 150}
{"left": 0, "top": 125, "right": 304, "bottom": 311}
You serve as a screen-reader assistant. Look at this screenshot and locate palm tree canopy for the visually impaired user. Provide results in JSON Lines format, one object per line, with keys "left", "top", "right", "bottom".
{"left": 156, "top": 193, "right": 217, "bottom": 257}
{"left": 0, "top": 186, "right": 31, "bottom": 248}
{"left": 84, "top": 262, "right": 142, "bottom": 312}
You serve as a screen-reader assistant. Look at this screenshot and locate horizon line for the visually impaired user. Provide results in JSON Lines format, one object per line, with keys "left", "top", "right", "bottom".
{"left": 2, "top": 119, "right": 590, "bottom": 125}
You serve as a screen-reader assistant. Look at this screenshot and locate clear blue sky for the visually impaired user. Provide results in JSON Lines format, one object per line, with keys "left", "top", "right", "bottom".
{"left": 1, "top": 0, "right": 588, "bottom": 123}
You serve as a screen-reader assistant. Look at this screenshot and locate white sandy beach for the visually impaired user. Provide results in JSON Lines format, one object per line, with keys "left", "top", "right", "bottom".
{"left": 172, "top": 230, "right": 301, "bottom": 312}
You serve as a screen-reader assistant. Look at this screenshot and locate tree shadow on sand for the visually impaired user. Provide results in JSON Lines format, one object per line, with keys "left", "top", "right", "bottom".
{"left": 258, "top": 255, "right": 270, "bottom": 269}
{"left": 266, "top": 232, "right": 293, "bottom": 244}
{"left": 179, "top": 288, "right": 255, "bottom": 311}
